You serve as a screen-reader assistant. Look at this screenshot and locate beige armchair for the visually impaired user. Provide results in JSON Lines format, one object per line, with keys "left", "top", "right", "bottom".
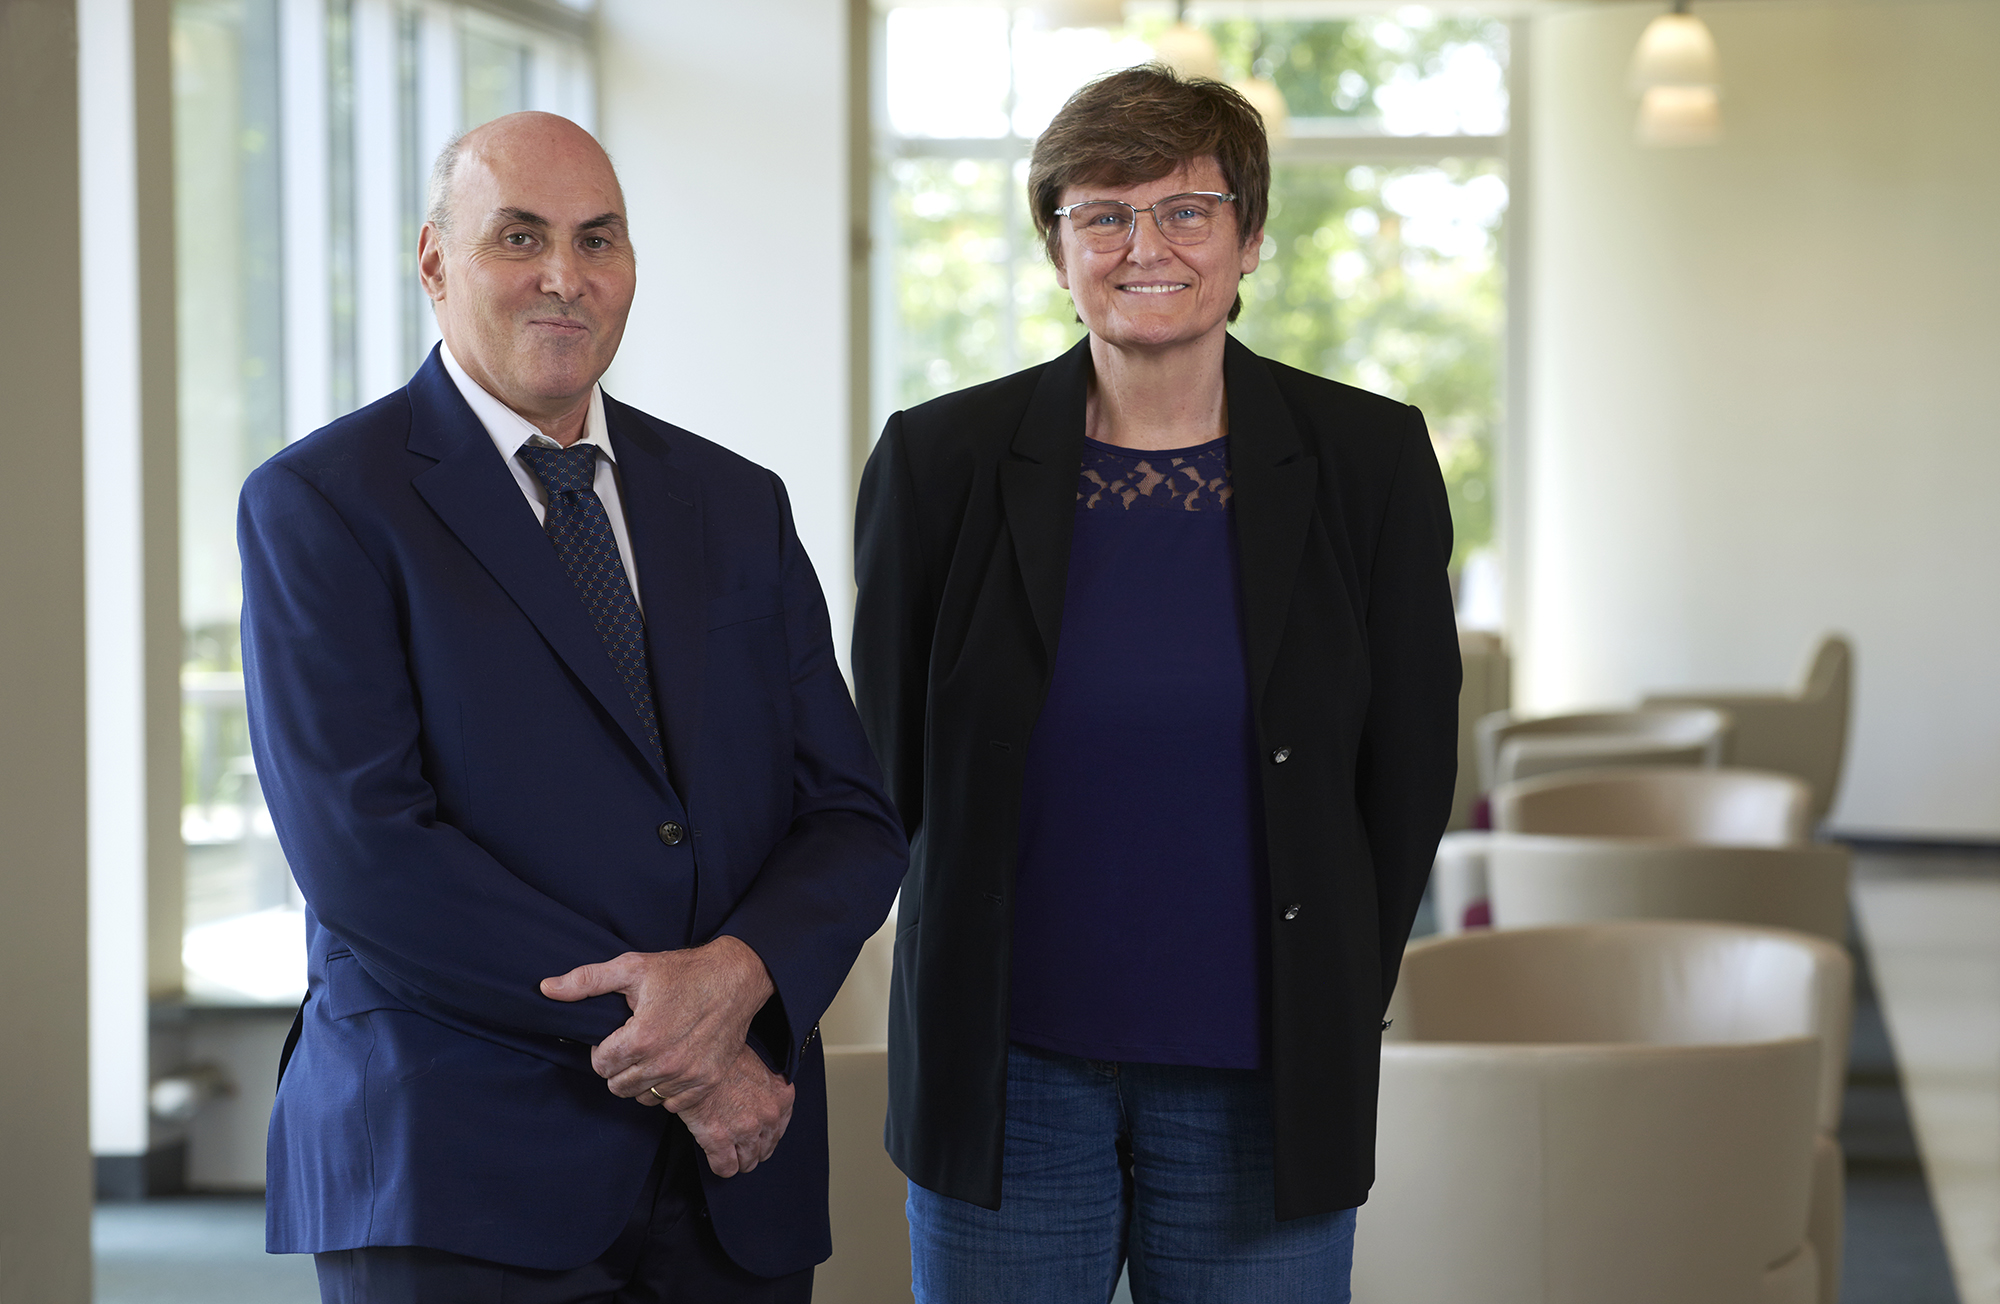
{"left": 1429, "top": 830, "right": 1497, "bottom": 934}
{"left": 1450, "top": 629, "right": 1511, "bottom": 831}
{"left": 1486, "top": 835, "right": 1851, "bottom": 944}
{"left": 1432, "top": 751, "right": 1784, "bottom": 938}
{"left": 814, "top": 915, "right": 912, "bottom": 1304}
{"left": 1477, "top": 706, "right": 1733, "bottom": 791}
{"left": 1493, "top": 766, "right": 1813, "bottom": 844}
{"left": 1357, "top": 923, "right": 1849, "bottom": 1304}
{"left": 819, "top": 1047, "right": 910, "bottom": 1304}
{"left": 1643, "top": 635, "right": 1852, "bottom": 826}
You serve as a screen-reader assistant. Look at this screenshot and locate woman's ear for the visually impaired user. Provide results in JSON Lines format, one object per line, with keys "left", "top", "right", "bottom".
{"left": 1239, "top": 228, "right": 1265, "bottom": 277}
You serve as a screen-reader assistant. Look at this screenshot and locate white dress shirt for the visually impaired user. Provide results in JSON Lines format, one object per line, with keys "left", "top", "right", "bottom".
{"left": 440, "top": 343, "right": 643, "bottom": 614}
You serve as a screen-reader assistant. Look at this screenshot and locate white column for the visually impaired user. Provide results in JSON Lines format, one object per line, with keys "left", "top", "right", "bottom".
{"left": 79, "top": 0, "right": 152, "bottom": 1167}
{"left": 281, "top": 0, "right": 333, "bottom": 441}
{"left": 411, "top": 1, "right": 461, "bottom": 366}
{"left": 353, "top": 0, "right": 408, "bottom": 399}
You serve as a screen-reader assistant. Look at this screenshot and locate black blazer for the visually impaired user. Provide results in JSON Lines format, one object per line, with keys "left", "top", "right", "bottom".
{"left": 851, "top": 334, "right": 1459, "bottom": 1220}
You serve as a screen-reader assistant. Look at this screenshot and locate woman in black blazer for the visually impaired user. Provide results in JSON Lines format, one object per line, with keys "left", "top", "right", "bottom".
{"left": 853, "top": 65, "right": 1459, "bottom": 1303}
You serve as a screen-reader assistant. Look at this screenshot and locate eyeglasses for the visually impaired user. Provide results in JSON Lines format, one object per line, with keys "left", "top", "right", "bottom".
{"left": 1053, "top": 192, "right": 1238, "bottom": 252}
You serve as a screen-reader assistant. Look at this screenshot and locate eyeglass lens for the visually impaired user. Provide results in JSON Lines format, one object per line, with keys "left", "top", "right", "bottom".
{"left": 1068, "top": 194, "right": 1228, "bottom": 249}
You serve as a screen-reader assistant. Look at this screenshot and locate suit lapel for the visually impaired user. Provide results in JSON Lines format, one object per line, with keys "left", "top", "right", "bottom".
{"left": 999, "top": 337, "right": 1092, "bottom": 669}
{"left": 1223, "top": 336, "right": 1320, "bottom": 706}
{"left": 405, "top": 351, "right": 670, "bottom": 786}
{"left": 605, "top": 399, "right": 706, "bottom": 807}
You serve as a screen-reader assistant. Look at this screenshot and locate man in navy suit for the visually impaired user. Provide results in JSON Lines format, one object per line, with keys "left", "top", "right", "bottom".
{"left": 240, "top": 110, "right": 906, "bottom": 1302}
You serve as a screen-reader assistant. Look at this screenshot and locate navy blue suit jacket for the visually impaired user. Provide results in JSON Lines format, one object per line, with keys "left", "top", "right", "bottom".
{"left": 241, "top": 348, "right": 907, "bottom": 1275}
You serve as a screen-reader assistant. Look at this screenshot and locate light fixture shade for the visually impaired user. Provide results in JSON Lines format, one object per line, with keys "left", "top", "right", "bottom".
{"left": 1153, "top": 23, "right": 1222, "bottom": 80}
{"left": 1629, "top": 13, "right": 1721, "bottom": 93}
{"left": 1234, "top": 76, "right": 1290, "bottom": 145}
{"left": 1029, "top": 0, "right": 1126, "bottom": 30}
{"left": 1637, "top": 85, "right": 1722, "bottom": 146}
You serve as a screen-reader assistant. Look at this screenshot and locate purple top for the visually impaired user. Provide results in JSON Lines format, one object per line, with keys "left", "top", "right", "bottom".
{"left": 1008, "top": 435, "right": 1268, "bottom": 1069}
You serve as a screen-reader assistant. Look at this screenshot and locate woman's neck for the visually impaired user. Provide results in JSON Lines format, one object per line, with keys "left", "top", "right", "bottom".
{"left": 1083, "top": 330, "right": 1229, "bottom": 451}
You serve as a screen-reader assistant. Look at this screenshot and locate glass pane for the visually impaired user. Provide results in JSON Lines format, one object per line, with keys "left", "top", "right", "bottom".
{"left": 462, "top": 26, "right": 530, "bottom": 129}
{"left": 885, "top": 7, "right": 1012, "bottom": 139}
{"left": 1185, "top": 13, "right": 1508, "bottom": 135}
{"left": 1231, "top": 160, "right": 1504, "bottom": 567}
{"left": 1008, "top": 20, "right": 1153, "bottom": 138}
{"left": 172, "top": 0, "right": 301, "bottom": 1003}
{"left": 328, "top": 0, "right": 358, "bottom": 415}
{"left": 890, "top": 158, "right": 1014, "bottom": 409}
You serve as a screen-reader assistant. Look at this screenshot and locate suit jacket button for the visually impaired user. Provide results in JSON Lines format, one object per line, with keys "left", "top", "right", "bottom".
{"left": 1282, "top": 904, "right": 1302, "bottom": 921}
{"left": 1271, "top": 746, "right": 1292, "bottom": 764}
{"left": 657, "top": 821, "right": 685, "bottom": 846}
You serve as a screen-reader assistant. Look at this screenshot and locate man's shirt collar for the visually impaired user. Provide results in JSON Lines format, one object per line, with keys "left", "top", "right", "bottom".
{"left": 440, "top": 341, "right": 613, "bottom": 466}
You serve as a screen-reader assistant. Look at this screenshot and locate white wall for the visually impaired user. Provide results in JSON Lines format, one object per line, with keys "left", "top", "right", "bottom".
{"left": 1519, "top": 0, "right": 2000, "bottom": 837}
{"left": 0, "top": 0, "right": 94, "bottom": 1294}
{"left": 595, "top": 0, "right": 856, "bottom": 653}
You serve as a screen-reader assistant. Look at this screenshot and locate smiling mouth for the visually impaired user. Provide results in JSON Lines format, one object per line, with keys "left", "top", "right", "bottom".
{"left": 1118, "top": 284, "right": 1188, "bottom": 294}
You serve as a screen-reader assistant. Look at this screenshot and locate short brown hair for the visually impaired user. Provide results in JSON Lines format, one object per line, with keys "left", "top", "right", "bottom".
{"left": 1028, "top": 64, "right": 1271, "bottom": 323}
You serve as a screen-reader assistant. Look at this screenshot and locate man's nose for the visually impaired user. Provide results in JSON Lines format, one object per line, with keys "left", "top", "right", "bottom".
{"left": 540, "top": 242, "right": 585, "bottom": 300}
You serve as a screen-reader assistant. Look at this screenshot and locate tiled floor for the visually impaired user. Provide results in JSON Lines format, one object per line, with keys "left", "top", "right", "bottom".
{"left": 1840, "top": 889, "right": 1958, "bottom": 1302}
{"left": 92, "top": 1195, "right": 317, "bottom": 1304}
{"left": 1852, "top": 846, "right": 2000, "bottom": 1304}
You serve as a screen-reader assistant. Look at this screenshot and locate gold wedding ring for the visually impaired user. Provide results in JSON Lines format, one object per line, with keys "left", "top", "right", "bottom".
{"left": 647, "top": 1085, "right": 667, "bottom": 1102}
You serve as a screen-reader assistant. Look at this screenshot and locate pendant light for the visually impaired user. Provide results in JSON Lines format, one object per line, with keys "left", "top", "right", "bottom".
{"left": 1154, "top": 1, "right": 1221, "bottom": 79}
{"left": 1630, "top": 1, "right": 1722, "bottom": 146}
{"left": 1030, "top": 0, "right": 1126, "bottom": 30}
{"left": 1234, "top": 53, "right": 1290, "bottom": 145}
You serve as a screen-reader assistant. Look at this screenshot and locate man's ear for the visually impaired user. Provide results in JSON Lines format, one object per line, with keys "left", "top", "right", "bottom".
{"left": 417, "top": 222, "right": 447, "bottom": 302}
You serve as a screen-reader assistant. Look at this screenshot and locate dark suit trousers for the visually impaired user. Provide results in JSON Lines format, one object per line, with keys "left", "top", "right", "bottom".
{"left": 312, "top": 1118, "right": 814, "bottom": 1304}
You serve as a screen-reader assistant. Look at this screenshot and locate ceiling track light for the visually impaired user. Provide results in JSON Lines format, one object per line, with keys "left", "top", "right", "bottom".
{"left": 1630, "top": 0, "right": 1723, "bottom": 147}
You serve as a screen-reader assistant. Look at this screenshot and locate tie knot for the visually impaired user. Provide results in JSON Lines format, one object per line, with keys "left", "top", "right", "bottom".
{"left": 516, "top": 442, "right": 598, "bottom": 494}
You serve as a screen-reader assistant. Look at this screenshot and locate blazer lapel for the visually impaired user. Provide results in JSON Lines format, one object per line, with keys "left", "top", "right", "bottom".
{"left": 999, "top": 337, "right": 1092, "bottom": 669}
{"left": 605, "top": 399, "right": 706, "bottom": 807}
{"left": 1224, "top": 336, "right": 1321, "bottom": 706}
{"left": 405, "top": 351, "right": 670, "bottom": 784}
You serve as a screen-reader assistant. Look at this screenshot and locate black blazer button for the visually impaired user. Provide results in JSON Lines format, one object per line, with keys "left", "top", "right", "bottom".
{"left": 1282, "top": 904, "right": 1302, "bottom": 921}
{"left": 1271, "top": 746, "right": 1292, "bottom": 764}
{"left": 657, "top": 821, "right": 685, "bottom": 846}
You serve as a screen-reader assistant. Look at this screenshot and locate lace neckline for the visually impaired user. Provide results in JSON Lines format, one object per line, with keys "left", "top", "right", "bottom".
{"left": 1077, "top": 437, "right": 1232, "bottom": 512}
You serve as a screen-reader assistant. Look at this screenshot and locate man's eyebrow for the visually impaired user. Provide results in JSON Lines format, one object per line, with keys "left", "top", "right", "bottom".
{"left": 493, "top": 207, "right": 551, "bottom": 229}
{"left": 577, "top": 212, "right": 626, "bottom": 232}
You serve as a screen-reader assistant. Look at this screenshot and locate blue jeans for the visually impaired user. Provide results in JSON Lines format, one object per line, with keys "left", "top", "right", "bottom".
{"left": 908, "top": 1043, "right": 1355, "bottom": 1304}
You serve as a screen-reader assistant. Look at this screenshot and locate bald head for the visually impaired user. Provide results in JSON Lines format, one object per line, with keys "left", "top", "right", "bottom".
{"left": 427, "top": 111, "right": 624, "bottom": 246}
{"left": 416, "top": 111, "right": 636, "bottom": 444}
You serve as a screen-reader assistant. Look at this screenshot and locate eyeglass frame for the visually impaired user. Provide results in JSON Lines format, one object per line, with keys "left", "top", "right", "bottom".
{"left": 1051, "top": 191, "right": 1240, "bottom": 249}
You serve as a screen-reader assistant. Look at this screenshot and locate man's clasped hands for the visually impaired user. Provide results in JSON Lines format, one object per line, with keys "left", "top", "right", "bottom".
{"left": 541, "top": 938, "right": 793, "bottom": 1178}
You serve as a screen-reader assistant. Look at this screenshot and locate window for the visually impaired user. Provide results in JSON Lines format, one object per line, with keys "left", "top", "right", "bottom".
{"left": 876, "top": 6, "right": 1508, "bottom": 591}
{"left": 171, "top": 0, "right": 595, "bottom": 1004}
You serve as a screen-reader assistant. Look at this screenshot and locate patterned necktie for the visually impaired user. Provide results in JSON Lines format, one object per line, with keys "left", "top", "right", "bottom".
{"left": 515, "top": 442, "right": 663, "bottom": 767}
